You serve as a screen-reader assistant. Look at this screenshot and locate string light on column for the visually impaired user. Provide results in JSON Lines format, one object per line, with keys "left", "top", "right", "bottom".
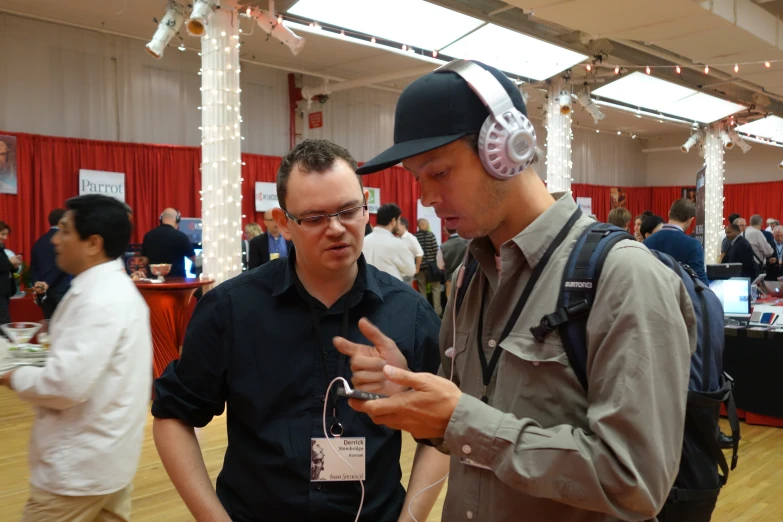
{"left": 704, "top": 124, "right": 725, "bottom": 264}
{"left": 199, "top": 8, "right": 243, "bottom": 285}
{"left": 545, "top": 76, "right": 573, "bottom": 193}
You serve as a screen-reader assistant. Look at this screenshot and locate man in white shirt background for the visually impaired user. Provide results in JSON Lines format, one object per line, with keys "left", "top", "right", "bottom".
{"left": 1, "top": 194, "right": 153, "bottom": 522}
{"left": 397, "top": 217, "right": 423, "bottom": 285}
{"left": 362, "top": 203, "right": 416, "bottom": 281}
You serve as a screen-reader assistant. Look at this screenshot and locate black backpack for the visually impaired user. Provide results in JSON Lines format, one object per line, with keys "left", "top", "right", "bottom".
{"left": 456, "top": 221, "right": 739, "bottom": 522}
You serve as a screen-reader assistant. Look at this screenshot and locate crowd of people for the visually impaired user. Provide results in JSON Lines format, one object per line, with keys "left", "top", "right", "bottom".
{"left": 0, "top": 58, "right": 776, "bottom": 522}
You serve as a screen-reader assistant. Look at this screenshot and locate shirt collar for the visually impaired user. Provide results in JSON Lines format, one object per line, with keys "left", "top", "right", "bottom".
{"left": 371, "top": 226, "right": 395, "bottom": 237}
{"left": 69, "top": 259, "right": 125, "bottom": 295}
{"left": 271, "top": 247, "right": 384, "bottom": 306}
{"left": 469, "top": 191, "right": 577, "bottom": 272}
{"left": 662, "top": 224, "right": 684, "bottom": 232}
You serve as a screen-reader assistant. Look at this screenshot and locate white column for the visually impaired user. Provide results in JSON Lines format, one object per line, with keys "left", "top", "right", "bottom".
{"left": 704, "top": 125, "right": 725, "bottom": 264}
{"left": 199, "top": 8, "right": 243, "bottom": 285}
{"left": 545, "top": 77, "right": 573, "bottom": 193}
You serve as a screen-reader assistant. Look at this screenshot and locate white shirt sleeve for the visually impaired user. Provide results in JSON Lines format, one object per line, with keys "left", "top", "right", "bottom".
{"left": 408, "top": 233, "right": 424, "bottom": 258}
{"left": 12, "top": 303, "right": 123, "bottom": 410}
{"left": 397, "top": 245, "right": 417, "bottom": 277}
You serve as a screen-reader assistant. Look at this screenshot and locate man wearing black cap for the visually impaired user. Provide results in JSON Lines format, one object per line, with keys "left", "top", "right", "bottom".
{"left": 334, "top": 60, "right": 696, "bottom": 522}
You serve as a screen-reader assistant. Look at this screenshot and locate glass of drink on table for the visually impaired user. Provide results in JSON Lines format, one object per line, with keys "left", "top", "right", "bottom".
{"left": 0, "top": 322, "right": 42, "bottom": 348}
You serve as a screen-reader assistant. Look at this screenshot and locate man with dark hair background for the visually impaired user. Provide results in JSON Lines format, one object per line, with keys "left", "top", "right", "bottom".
{"left": 1, "top": 194, "right": 152, "bottom": 522}
{"left": 152, "top": 139, "right": 447, "bottom": 522}
{"left": 363, "top": 203, "right": 416, "bottom": 281}
{"left": 644, "top": 198, "right": 709, "bottom": 285}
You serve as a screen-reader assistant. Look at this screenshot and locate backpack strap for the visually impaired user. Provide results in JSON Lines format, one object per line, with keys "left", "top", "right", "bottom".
{"left": 530, "top": 223, "right": 634, "bottom": 391}
{"left": 454, "top": 254, "right": 479, "bottom": 318}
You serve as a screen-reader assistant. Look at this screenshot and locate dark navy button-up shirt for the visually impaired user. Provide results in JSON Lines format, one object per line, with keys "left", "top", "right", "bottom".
{"left": 152, "top": 248, "right": 441, "bottom": 522}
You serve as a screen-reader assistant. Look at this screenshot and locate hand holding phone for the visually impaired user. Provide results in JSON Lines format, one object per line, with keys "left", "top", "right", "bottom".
{"left": 336, "top": 386, "right": 387, "bottom": 401}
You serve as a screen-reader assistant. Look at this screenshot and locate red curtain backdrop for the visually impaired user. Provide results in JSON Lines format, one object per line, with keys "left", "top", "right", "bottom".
{"left": 2, "top": 129, "right": 782, "bottom": 257}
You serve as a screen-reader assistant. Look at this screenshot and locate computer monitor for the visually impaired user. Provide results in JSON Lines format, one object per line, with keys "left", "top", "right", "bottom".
{"left": 709, "top": 277, "right": 751, "bottom": 316}
{"left": 179, "top": 218, "right": 202, "bottom": 246}
{"left": 184, "top": 248, "right": 203, "bottom": 278}
{"left": 706, "top": 263, "right": 742, "bottom": 280}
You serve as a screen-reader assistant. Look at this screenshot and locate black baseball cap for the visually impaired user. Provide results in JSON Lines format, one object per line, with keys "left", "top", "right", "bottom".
{"left": 356, "top": 60, "right": 528, "bottom": 175}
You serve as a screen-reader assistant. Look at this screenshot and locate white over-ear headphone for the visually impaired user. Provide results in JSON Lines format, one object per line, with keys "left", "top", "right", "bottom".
{"left": 435, "top": 59, "right": 537, "bottom": 180}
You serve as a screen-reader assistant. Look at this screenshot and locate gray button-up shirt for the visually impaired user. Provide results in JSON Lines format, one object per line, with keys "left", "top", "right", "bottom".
{"left": 438, "top": 192, "right": 697, "bottom": 521}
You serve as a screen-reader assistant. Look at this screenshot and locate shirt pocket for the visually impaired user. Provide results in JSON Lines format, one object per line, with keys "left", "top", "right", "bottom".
{"left": 496, "top": 333, "right": 585, "bottom": 427}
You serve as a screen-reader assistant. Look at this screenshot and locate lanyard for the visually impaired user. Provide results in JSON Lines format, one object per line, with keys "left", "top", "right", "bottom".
{"left": 475, "top": 208, "right": 582, "bottom": 404}
{"left": 307, "top": 299, "right": 351, "bottom": 435}
{"left": 777, "top": 243, "right": 783, "bottom": 260}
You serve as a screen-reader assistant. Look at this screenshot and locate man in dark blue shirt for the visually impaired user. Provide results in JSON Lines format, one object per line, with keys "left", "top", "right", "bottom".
{"left": 30, "top": 208, "right": 70, "bottom": 318}
{"left": 152, "top": 139, "right": 446, "bottom": 522}
{"left": 644, "top": 198, "right": 709, "bottom": 285}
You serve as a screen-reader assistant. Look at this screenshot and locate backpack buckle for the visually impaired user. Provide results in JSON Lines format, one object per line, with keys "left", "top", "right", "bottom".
{"left": 530, "top": 300, "right": 590, "bottom": 343}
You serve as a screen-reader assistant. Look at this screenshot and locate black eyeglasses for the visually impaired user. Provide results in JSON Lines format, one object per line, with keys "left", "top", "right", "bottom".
{"left": 283, "top": 204, "right": 367, "bottom": 230}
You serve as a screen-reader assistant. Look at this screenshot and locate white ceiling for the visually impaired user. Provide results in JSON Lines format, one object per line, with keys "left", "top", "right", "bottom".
{"left": 0, "top": 0, "right": 439, "bottom": 88}
{"left": 3, "top": 0, "right": 780, "bottom": 138}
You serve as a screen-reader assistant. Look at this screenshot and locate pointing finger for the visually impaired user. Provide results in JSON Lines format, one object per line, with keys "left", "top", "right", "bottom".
{"left": 357, "top": 318, "right": 395, "bottom": 350}
{"left": 333, "top": 336, "right": 372, "bottom": 358}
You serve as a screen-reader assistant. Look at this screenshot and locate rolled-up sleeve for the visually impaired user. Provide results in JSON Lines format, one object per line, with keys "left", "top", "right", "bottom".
{"left": 151, "top": 288, "right": 232, "bottom": 427}
{"left": 443, "top": 242, "right": 696, "bottom": 520}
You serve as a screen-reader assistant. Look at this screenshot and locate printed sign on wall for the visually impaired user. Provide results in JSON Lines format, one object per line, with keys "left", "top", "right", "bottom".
{"left": 79, "top": 170, "right": 125, "bottom": 202}
{"left": 309, "top": 112, "right": 323, "bottom": 129}
{"left": 255, "top": 182, "right": 279, "bottom": 212}
{"left": 366, "top": 187, "right": 381, "bottom": 214}
{"left": 576, "top": 197, "right": 593, "bottom": 216}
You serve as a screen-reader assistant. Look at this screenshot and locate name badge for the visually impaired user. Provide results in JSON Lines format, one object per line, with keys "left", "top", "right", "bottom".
{"left": 460, "top": 456, "right": 492, "bottom": 471}
{"left": 311, "top": 437, "right": 366, "bottom": 482}
{"left": 269, "top": 253, "right": 280, "bottom": 260}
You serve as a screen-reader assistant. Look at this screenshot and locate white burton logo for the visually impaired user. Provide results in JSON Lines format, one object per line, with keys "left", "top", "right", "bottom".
{"left": 565, "top": 280, "right": 592, "bottom": 289}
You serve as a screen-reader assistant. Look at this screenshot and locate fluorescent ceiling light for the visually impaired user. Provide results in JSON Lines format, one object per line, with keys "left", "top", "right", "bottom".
{"left": 592, "top": 72, "right": 745, "bottom": 124}
{"left": 287, "top": 0, "right": 483, "bottom": 51}
{"left": 284, "top": 21, "right": 445, "bottom": 65}
{"left": 736, "top": 115, "right": 783, "bottom": 142}
{"left": 440, "top": 24, "right": 588, "bottom": 81}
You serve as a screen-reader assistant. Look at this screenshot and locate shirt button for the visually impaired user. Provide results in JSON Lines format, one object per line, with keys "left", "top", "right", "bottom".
{"left": 488, "top": 339, "right": 497, "bottom": 348}
{"left": 462, "top": 444, "right": 471, "bottom": 455}
{"left": 316, "top": 484, "right": 322, "bottom": 490}
{"left": 467, "top": 511, "right": 474, "bottom": 520}
{"left": 320, "top": 395, "right": 326, "bottom": 402}
{"left": 532, "top": 361, "right": 540, "bottom": 366}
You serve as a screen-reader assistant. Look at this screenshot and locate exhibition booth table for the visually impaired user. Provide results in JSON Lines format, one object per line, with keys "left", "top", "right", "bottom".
{"left": 134, "top": 277, "right": 212, "bottom": 379}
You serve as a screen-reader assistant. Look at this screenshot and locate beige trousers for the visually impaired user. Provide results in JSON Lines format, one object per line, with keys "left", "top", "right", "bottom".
{"left": 21, "top": 483, "right": 132, "bottom": 522}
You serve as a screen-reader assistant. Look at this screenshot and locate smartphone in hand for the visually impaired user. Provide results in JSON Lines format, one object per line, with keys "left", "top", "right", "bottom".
{"left": 336, "top": 387, "right": 387, "bottom": 401}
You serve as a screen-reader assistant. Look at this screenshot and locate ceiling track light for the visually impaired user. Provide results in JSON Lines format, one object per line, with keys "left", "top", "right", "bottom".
{"left": 719, "top": 128, "right": 734, "bottom": 149}
{"left": 559, "top": 88, "right": 572, "bottom": 115}
{"left": 146, "top": 3, "right": 185, "bottom": 59}
{"left": 255, "top": 9, "right": 305, "bottom": 55}
{"left": 187, "top": 0, "right": 218, "bottom": 37}
{"left": 577, "top": 88, "right": 605, "bottom": 123}
{"left": 682, "top": 131, "right": 702, "bottom": 153}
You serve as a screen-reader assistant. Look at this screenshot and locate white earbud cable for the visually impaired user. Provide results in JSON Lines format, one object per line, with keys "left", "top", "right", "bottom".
{"left": 324, "top": 377, "right": 365, "bottom": 522}
{"left": 407, "top": 247, "right": 471, "bottom": 521}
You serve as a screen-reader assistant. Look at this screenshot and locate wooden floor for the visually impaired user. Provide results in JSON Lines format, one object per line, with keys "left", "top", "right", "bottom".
{"left": 0, "top": 387, "right": 781, "bottom": 521}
